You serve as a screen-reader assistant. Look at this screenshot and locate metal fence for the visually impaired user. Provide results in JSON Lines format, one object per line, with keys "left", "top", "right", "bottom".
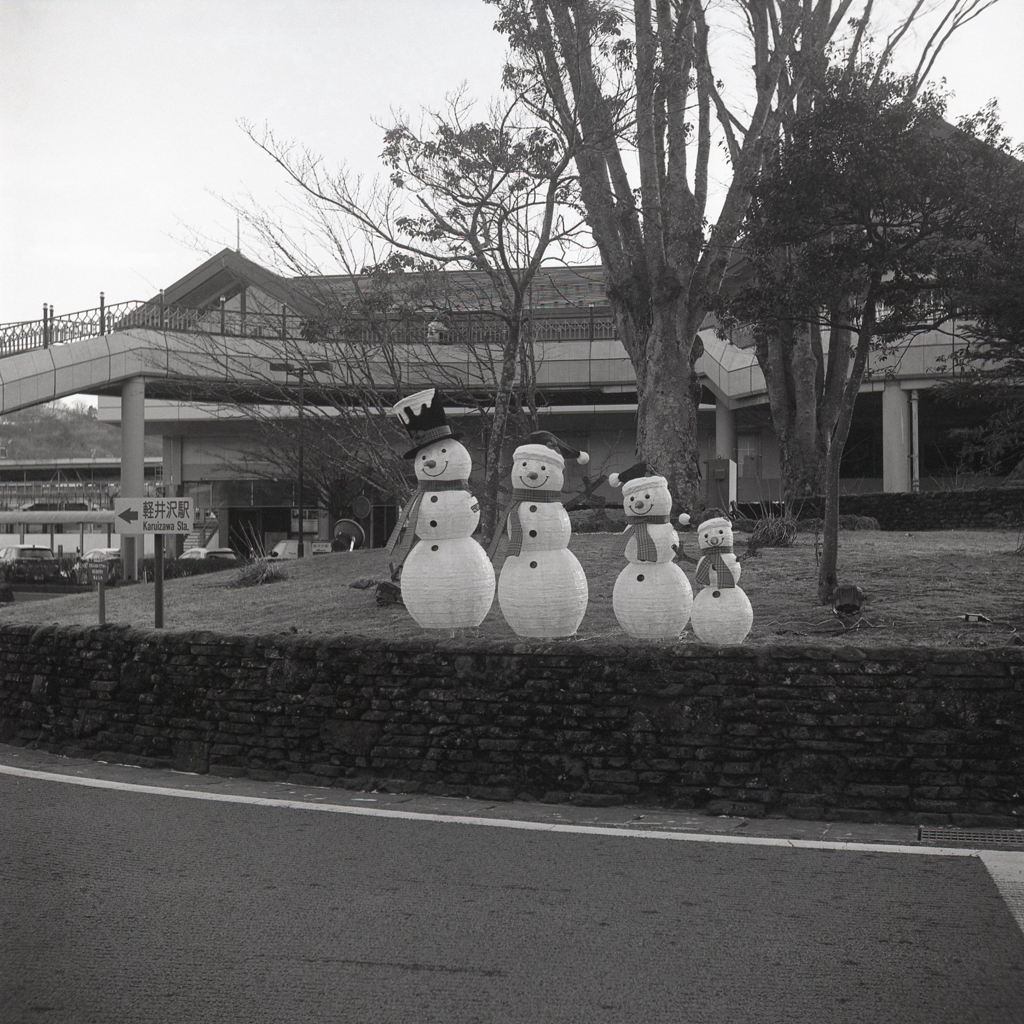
{"left": 0, "top": 297, "right": 617, "bottom": 360}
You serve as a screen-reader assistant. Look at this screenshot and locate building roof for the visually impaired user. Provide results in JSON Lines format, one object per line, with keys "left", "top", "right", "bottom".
{"left": 156, "top": 250, "right": 610, "bottom": 317}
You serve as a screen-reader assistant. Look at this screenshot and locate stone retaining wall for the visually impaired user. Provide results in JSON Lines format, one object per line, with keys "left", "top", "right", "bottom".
{"left": 1, "top": 624, "right": 1022, "bottom": 826}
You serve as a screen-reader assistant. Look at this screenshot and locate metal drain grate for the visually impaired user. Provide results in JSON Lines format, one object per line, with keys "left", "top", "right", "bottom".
{"left": 918, "top": 826, "right": 1024, "bottom": 848}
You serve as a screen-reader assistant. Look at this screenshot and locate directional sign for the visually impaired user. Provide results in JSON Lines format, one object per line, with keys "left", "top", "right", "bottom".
{"left": 114, "top": 497, "right": 194, "bottom": 535}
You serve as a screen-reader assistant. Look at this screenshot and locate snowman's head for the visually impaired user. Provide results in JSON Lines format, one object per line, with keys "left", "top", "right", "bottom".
{"left": 697, "top": 516, "right": 734, "bottom": 550}
{"left": 511, "top": 443, "right": 566, "bottom": 492}
{"left": 413, "top": 438, "right": 472, "bottom": 482}
{"left": 617, "top": 475, "right": 671, "bottom": 517}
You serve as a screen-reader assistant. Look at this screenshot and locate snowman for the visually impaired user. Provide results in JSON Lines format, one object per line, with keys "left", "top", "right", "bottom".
{"left": 491, "top": 431, "right": 589, "bottom": 638}
{"left": 608, "top": 462, "right": 693, "bottom": 639}
{"left": 688, "top": 514, "right": 753, "bottom": 645}
{"left": 386, "top": 389, "right": 495, "bottom": 630}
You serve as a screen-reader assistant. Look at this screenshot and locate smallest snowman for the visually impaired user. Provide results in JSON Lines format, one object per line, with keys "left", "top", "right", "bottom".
{"left": 689, "top": 515, "right": 753, "bottom": 645}
{"left": 609, "top": 462, "right": 693, "bottom": 639}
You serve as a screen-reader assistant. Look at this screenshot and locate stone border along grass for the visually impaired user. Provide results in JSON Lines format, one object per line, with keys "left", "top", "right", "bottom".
{"left": 1, "top": 622, "right": 1022, "bottom": 825}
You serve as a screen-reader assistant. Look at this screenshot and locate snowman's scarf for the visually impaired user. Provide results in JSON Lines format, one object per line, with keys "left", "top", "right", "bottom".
{"left": 694, "top": 545, "right": 737, "bottom": 588}
{"left": 386, "top": 478, "right": 470, "bottom": 572}
{"left": 487, "top": 488, "right": 563, "bottom": 559}
{"left": 614, "top": 515, "right": 670, "bottom": 562}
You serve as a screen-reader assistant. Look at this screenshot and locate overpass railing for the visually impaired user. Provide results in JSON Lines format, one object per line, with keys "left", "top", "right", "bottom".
{"left": 0, "top": 296, "right": 618, "bottom": 359}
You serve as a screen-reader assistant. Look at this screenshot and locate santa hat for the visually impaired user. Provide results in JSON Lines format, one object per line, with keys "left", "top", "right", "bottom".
{"left": 513, "top": 430, "right": 589, "bottom": 468}
{"left": 608, "top": 461, "right": 666, "bottom": 497}
{"left": 697, "top": 515, "right": 733, "bottom": 536}
{"left": 390, "top": 388, "right": 462, "bottom": 459}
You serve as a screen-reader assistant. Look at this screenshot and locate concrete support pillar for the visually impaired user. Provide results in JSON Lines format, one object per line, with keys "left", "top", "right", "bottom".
{"left": 882, "top": 381, "right": 912, "bottom": 493}
{"left": 120, "top": 376, "right": 146, "bottom": 580}
{"left": 715, "top": 400, "right": 736, "bottom": 460}
{"left": 162, "top": 435, "right": 185, "bottom": 556}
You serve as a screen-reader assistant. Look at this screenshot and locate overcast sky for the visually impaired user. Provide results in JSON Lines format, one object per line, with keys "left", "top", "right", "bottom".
{"left": 2, "top": 0, "right": 1022, "bottom": 327}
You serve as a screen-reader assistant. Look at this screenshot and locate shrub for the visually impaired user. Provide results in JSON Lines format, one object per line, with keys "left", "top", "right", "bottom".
{"left": 748, "top": 516, "right": 798, "bottom": 554}
{"left": 229, "top": 558, "right": 287, "bottom": 588}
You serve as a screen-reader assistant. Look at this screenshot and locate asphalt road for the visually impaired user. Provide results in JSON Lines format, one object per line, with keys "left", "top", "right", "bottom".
{"left": 2, "top": 755, "right": 1023, "bottom": 1024}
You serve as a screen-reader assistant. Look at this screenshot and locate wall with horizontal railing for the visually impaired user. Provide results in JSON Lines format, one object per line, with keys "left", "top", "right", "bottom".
{"left": 0, "top": 297, "right": 618, "bottom": 361}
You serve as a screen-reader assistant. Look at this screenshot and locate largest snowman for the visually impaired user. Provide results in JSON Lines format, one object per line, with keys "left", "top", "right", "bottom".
{"left": 491, "top": 431, "right": 589, "bottom": 637}
{"left": 386, "top": 389, "right": 494, "bottom": 630}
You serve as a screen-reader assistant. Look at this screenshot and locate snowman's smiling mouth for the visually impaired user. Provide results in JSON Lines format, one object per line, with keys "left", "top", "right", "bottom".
{"left": 630, "top": 502, "right": 651, "bottom": 515}
{"left": 423, "top": 462, "right": 449, "bottom": 478}
{"left": 523, "top": 473, "right": 549, "bottom": 488}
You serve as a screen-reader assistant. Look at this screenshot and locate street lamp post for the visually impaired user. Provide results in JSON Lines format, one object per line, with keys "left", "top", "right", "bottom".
{"left": 269, "top": 361, "right": 330, "bottom": 558}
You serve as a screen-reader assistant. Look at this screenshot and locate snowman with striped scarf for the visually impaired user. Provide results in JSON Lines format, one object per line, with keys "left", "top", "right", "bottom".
{"left": 491, "top": 431, "right": 589, "bottom": 637}
{"left": 609, "top": 462, "right": 693, "bottom": 639}
{"left": 689, "top": 514, "right": 752, "bottom": 645}
{"left": 386, "top": 389, "right": 494, "bottom": 630}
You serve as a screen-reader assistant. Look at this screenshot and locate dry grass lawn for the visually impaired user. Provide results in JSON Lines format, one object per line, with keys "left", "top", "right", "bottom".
{"left": 2, "top": 528, "right": 1022, "bottom": 650}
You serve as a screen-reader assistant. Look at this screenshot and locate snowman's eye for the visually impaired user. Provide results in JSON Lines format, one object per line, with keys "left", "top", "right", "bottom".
{"left": 522, "top": 462, "right": 527, "bottom": 466}
{"left": 541, "top": 466, "right": 546, "bottom": 471}
{"left": 441, "top": 448, "right": 447, "bottom": 454}
{"left": 645, "top": 494, "right": 650, "bottom": 499}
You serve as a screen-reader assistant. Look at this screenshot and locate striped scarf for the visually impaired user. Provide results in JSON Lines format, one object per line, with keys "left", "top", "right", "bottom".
{"left": 488, "top": 488, "right": 563, "bottom": 559}
{"left": 694, "top": 545, "right": 736, "bottom": 589}
{"left": 614, "top": 515, "right": 670, "bottom": 563}
{"left": 386, "top": 478, "right": 470, "bottom": 572}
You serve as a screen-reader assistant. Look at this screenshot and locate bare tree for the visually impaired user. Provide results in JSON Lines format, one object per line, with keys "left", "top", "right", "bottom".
{"left": 233, "top": 86, "right": 589, "bottom": 538}
{"left": 489, "top": 0, "right": 1001, "bottom": 507}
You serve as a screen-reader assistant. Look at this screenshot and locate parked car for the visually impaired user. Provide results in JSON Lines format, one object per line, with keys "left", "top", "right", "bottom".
{"left": 269, "top": 539, "right": 300, "bottom": 560}
{"left": 70, "top": 547, "right": 122, "bottom": 585}
{"left": 177, "top": 547, "right": 240, "bottom": 564}
{"left": 0, "top": 544, "right": 62, "bottom": 582}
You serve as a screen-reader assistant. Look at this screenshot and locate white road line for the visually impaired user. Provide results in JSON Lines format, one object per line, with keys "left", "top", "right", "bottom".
{"left": 0, "top": 764, "right": 982, "bottom": 857}
{"left": 981, "top": 852, "right": 1024, "bottom": 935}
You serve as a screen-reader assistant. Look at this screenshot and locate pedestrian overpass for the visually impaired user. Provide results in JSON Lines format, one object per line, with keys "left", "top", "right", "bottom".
{"left": 0, "top": 293, "right": 958, "bottom": 576}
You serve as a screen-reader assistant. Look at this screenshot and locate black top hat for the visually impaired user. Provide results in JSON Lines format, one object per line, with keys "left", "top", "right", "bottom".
{"left": 391, "top": 388, "right": 462, "bottom": 459}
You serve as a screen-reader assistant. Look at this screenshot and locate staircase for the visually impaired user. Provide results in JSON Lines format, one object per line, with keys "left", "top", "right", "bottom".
{"left": 183, "top": 516, "right": 218, "bottom": 551}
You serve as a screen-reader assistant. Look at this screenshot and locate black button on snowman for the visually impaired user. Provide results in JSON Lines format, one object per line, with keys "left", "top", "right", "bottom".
{"left": 387, "top": 389, "right": 495, "bottom": 630}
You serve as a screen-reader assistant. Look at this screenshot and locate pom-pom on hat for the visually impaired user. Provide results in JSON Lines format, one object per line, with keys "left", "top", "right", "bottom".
{"left": 391, "top": 388, "right": 462, "bottom": 459}
{"left": 514, "top": 430, "right": 589, "bottom": 468}
{"left": 608, "top": 461, "right": 666, "bottom": 496}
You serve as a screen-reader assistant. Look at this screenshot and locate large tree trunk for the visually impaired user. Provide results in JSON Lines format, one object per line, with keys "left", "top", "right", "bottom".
{"left": 616, "top": 295, "right": 704, "bottom": 510}
{"left": 754, "top": 320, "right": 828, "bottom": 504}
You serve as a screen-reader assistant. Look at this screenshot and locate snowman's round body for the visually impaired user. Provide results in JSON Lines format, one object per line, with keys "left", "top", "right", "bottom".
{"left": 610, "top": 476, "right": 693, "bottom": 638}
{"left": 689, "top": 517, "right": 751, "bottom": 645}
{"left": 512, "top": 500, "right": 572, "bottom": 553}
{"left": 399, "top": 440, "right": 495, "bottom": 629}
{"left": 690, "top": 585, "right": 753, "bottom": 645}
{"left": 498, "top": 548, "right": 588, "bottom": 637}
{"left": 613, "top": 561, "right": 693, "bottom": 639}
{"left": 497, "top": 448, "right": 588, "bottom": 637}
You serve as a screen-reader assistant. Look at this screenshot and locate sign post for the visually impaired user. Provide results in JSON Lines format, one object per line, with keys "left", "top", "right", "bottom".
{"left": 114, "top": 498, "right": 194, "bottom": 628}
{"left": 89, "top": 563, "right": 108, "bottom": 625}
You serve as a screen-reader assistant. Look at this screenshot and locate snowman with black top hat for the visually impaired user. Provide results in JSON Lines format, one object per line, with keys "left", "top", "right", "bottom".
{"left": 387, "top": 388, "right": 495, "bottom": 630}
{"left": 491, "top": 430, "right": 589, "bottom": 637}
{"left": 608, "top": 461, "right": 694, "bottom": 638}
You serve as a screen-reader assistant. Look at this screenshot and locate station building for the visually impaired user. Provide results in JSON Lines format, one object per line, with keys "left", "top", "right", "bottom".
{"left": 0, "top": 248, "right": 1003, "bottom": 556}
